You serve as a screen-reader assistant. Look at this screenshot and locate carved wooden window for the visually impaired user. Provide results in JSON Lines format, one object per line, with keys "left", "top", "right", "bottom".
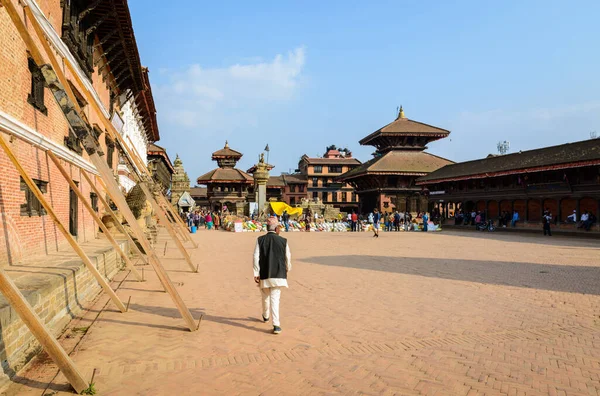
{"left": 61, "top": 0, "right": 95, "bottom": 76}
{"left": 90, "top": 192, "right": 98, "bottom": 212}
{"left": 289, "top": 184, "right": 296, "bottom": 193}
{"left": 20, "top": 177, "right": 48, "bottom": 217}
{"left": 65, "top": 129, "right": 83, "bottom": 155}
{"left": 313, "top": 165, "right": 322, "bottom": 173}
{"left": 328, "top": 165, "right": 342, "bottom": 173}
{"left": 27, "top": 58, "right": 47, "bottom": 115}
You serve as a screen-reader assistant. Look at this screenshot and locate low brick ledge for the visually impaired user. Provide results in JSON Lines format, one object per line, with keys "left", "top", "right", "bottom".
{"left": 0, "top": 236, "right": 127, "bottom": 391}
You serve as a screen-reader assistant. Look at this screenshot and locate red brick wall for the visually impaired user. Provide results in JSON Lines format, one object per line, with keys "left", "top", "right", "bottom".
{"left": 0, "top": 0, "right": 117, "bottom": 264}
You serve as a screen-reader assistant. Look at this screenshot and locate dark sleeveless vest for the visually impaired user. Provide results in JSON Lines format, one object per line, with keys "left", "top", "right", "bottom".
{"left": 257, "top": 232, "right": 288, "bottom": 280}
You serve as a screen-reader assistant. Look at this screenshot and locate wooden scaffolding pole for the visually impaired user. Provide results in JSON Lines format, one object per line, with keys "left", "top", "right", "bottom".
{"left": 88, "top": 154, "right": 197, "bottom": 331}
{"left": 17, "top": 5, "right": 197, "bottom": 331}
{"left": 47, "top": 151, "right": 142, "bottom": 281}
{"left": 158, "top": 193, "right": 198, "bottom": 248}
{"left": 83, "top": 172, "right": 149, "bottom": 265}
{"left": 138, "top": 183, "right": 197, "bottom": 272}
{"left": 0, "top": 270, "right": 88, "bottom": 393}
{"left": 121, "top": 137, "right": 197, "bottom": 248}
{"left": 0, "top": 134, "right": 127, "bottom": 313}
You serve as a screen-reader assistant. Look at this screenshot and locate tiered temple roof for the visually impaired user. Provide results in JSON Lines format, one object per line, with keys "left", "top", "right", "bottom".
{"left": 197, "top": 141, "right": 253, "bottom": 184}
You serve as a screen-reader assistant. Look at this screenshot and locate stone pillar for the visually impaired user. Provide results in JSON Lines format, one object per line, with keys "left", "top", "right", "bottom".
{"left": 253, "top": 158, "right": 269, "bottom": 219}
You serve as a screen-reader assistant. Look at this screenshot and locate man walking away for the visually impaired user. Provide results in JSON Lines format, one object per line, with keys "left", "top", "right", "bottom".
{"left": 422, "top": 212, "right": 429, "bottom": 232}
{"left": 372, "top": 209, "right": 381, "bottom": 238}
{"left": 543, "top": 210, "right": 552, "bottom": 236}
{"left": 253, "top": 218, "right": 292, "bottom": 334}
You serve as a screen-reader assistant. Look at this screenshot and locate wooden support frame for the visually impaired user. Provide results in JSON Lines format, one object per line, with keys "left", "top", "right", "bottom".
{"left": 16, "top": 3, "right": 197, "bottom": 331}
{"left": 0, "top": 134, "right": 127, "bottom": 313}
{"left": 158, "top": 193, "right": 198, "bottom": 248}
{"left": 83, "top": 171, "right": 149, "bottom": 265}
{"left": 0, "top": 270, "right": 88, "bottom": 393}
{"left": 138, "top": 182, "right": 197, "bottom": 273}
{"left": 47, "top": 151, "right": 142, "bottom": 281}
{"left": 88, "top": 153, "right": 197, "bottom": 331}
{"left": 123, "top": 136, "right": 198, "bottom": 248}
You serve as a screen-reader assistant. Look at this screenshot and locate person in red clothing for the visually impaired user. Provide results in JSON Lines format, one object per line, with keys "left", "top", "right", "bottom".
{"left": 351, "top": 211, "right": 358, "bottom": 232}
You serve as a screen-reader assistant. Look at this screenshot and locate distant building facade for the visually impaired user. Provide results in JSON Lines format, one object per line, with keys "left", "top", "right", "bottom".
{"left": 281, "top": 174, "right": 308, "bottom": 206}
{"left": 417, "top": 139, "right": 600, "bottom": 232}
{"left": 147, "top": 143, "right": 174, "bottom": 193}
{"left": 298, "top": 148, "right": 361, "bottom": 212}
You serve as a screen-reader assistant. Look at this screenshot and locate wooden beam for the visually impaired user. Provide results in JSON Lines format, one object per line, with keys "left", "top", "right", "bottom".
{"left": 47, "top": 151, "right": 142, "bottom": 281}
{"left": 84, "top": 171, "right": 149, "bottom": 265}
{"left": 88, "top": 153, "right": 197, "bottom": 331}
{"left": 138, "top": 182, "right": 197, "bottom": 273}
{"left": 20, "top": 1, "right": 198, "bottom": 329}
{"left": 0, "top": 269, "right": 88, "bottom": 393}
{"left": 159, "top": 194, "right": 198, "bottom": 248}
{"left": 0, "top": 0, "right": 44, "bottom": 65}
{"left": 0, "top": 134, "right": 126, "bottom": 313}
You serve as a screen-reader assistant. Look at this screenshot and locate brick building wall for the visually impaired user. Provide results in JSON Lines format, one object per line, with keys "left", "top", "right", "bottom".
{"left": 0, "top": 0, "right": 118, "bottom": 264}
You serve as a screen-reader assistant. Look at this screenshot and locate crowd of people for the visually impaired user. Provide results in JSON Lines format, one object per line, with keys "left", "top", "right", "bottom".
{"left": 182, "top": 210, "right": 222, "bottom": 230}
{"left": 453, "top": 207, "right": 597, "bottom": 235}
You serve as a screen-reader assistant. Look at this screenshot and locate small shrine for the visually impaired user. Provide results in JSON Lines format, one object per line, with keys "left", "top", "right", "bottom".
{"left": 196, "top": 141, "right": 253, "bottom": 214}
{"left": 170, "top": 154, "right": 192, "bottom": 211}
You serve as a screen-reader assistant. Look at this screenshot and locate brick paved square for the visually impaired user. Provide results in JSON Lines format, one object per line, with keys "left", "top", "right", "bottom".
{"left": 6, "top": 229, "right": 600, "bottom": 395}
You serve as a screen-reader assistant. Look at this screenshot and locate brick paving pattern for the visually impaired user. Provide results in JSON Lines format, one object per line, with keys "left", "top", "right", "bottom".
{"left": 5, "top": 229, "right": 600, "bottom": 395}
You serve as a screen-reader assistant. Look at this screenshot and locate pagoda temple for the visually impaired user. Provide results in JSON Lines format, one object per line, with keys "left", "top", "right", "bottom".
{"left": 339, "top": 107, "right": 453, "bottom": 214}
{"left": 196, "top": 141, "right": 253, "bottom": 214}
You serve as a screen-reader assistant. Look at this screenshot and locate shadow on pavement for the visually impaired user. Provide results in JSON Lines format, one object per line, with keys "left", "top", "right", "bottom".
{"left": 301, "top": 255, "right": 600, "bottom": 295}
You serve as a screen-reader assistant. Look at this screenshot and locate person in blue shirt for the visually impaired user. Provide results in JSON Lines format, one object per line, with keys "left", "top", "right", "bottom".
{"left": 422, "top": 212, "right": 429, "bottom": 232}
{"left": 372, "top": 208, "right": 381, "bottom": 238}
{"left": 511, "top": 211, "right": 520, "bottom": 227}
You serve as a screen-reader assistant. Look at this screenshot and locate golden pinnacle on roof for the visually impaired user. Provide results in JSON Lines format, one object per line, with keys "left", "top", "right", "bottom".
{"left": 224, "top": 140, "right": 229, "bottom": 148}
{"left": 398, "top": 105, "right": 406, "bottom": 119}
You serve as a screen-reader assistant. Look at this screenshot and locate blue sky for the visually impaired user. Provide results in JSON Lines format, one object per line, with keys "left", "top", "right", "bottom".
{"left": 129, "top": 0, "right": 600, "bottom": 183}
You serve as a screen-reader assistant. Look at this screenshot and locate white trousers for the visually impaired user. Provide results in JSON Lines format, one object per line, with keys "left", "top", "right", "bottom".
{"left": 261, "top": 287, "right": 282, "bottom": 326}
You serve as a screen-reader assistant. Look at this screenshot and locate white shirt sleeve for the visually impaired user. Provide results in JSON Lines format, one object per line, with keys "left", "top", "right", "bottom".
{"left": 285, "top": 243, "right": 292, "bottom": 272}
{"left": 253, "top": 240, "right": 260, "bottom": 277}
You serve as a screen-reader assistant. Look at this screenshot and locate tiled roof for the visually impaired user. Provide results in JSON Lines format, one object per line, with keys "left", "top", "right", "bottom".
{"left": 282, "top": 174, "right": 308, "bottom": 184}
{"left": 147, "top": 143, "right": 174, "bottom": 172}
{"left": 267, "top": 176, "right": 285, "bottom": 187}
{"left": 302, "top": 157, "right": 361, "bottom": 165}
{"left": 418, "top": 139, "right": 600, "bottom": 184}
{"left": 360, "top": 117, "right": 450, "bottom": 146}
{"left": 212, "top": 142, "right": 242, "bottom": 158}
{"left": 190, "top": 187, "right": 207, "bottom": 198}
{"left": 340, "top": 151, "right": 453, "bottom": 180}
{"left": 196, "top": 168, "right": 253, "bottom": 184}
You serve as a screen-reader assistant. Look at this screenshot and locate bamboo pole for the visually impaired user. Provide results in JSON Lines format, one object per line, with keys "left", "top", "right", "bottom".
{"left": 47, "top": 151, "right": 142, "bottom": 281}
{"left": 0, "top": 270, "right": 88, "bottom": 393}
{"left": 83, "top": 172, "right": 149, "bottom": 265}
{"left": 0, "top": 134, "right": 127, "bottom": 312}
{"left": 138, "top": 183, "right": 197, "bottom": 273}
{"left": 17, "top": 5, "right": 196, "bottom": 330}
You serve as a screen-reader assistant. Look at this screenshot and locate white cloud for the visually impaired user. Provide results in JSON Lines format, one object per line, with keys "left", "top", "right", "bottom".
{"left": 155, "top": 47, "right": 306, "bottom": 133}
